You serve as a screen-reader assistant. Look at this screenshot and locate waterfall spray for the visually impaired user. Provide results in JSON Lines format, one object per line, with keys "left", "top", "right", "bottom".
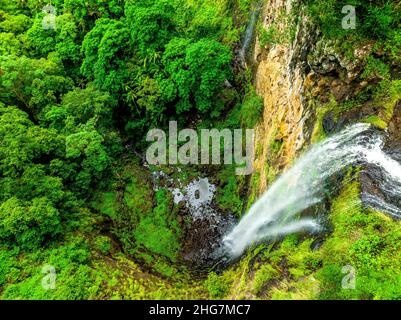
{"left": 223, "top": 123, "right": 401, "bottom": 258}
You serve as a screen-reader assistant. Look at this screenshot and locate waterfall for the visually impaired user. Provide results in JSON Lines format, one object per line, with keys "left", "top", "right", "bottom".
{"left": 239, "top": 2, "right": 263, "bottom": 65}
{"left": 223, "top": 123, "right": 401, "bottom": 258}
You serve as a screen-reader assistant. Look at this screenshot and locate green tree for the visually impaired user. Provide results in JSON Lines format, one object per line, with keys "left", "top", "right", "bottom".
{"left": 65, "top": 130, "right": 111, "bottom": 192}
{"left": 0, "top": 32, "right": 24, "bottom": 55}
{"left": 81, "top": 18, "right": 131, "bottom": 93}
{"left": 162, "top": 37, "right": 232, "bottom": 113}
{"left": 58, "top": 85, "right": 115, "bottom": 131}
{"left": 0, "top": 197, "right": 62, "bottom": 250}
{"left": 0, "top": 54, "right": 73, "bottom": 119}
{"left": 0, "top": 106, "right": 63, "bottom": 176}
{"left": 125, "top": 0, "right": 177, "bottom": 57}
{"left": 63, "top": 0, "right": 124, "bottom": 31}
{"left": 26, "top": 13, "right": 80, "bottom": 64}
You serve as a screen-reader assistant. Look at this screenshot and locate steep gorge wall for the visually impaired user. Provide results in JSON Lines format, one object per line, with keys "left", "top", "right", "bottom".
{"left": 252, "top": 0, "right": 311, "bottom": 194}
{"left": 251, "top": 0, "right": 376, "bottom": 196}
{"left": 222, "top": 0, "right": 401, "bottom": 300}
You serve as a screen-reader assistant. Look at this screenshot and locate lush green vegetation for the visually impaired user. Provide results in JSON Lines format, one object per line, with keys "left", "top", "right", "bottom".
{"left": 1, "top": 0, "right": 401, "bottom": 301}
{"left": 305, "top": 0, "right": 401, "bottom": 132}
{"left": 0, "top": 0, "right": 258, "bottom": 299}
{"left": 206, "top": 173, "right": 401, "bottom": 300}
{"left": 258, "top": 7, "right": 298, "bottom": 47}
{"left": 202, "top": 0, "right": 401, "bottom": 301}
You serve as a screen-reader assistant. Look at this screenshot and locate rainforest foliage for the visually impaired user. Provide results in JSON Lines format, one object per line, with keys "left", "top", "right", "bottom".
{"left": 0, "top": 0, "right": 261, "bottom": 299}
{"left": 1, "top": 0, "right": 401, "bottom": 300}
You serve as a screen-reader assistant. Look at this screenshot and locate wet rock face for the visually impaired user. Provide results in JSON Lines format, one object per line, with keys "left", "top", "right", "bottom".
{"left": 251, "top": 0, "right": 401, "bottom": 223}
{"left": 385, "top": 102, "right": 401, "bottom": 152}
{"left": 181, "top": 212, "right": 235, "bottom": 268}
{"left": 359, "top": 162, "right": 401, "bottom": 217}
{"left": 360, "top": 168, "right": 386, "bottom": 203}
{"left": 176, "top": 178, "right": 236, "bottom": 267}
{"left": 334, "top": 102, "right": 382, "bottom": 132}
{"left": 252, "top": 1, "right": 316, "bottom": 195}
{"left": 359, "top": 104, "right": 401, "bottom": 213}
{"left": 251, "top": 0, "right": 373, "bottom": 196}
{"left": 149, "top": 168, "right": 235, "bottom": 267}
{"left": 180, "top": 170, "right": 254, "bottom": 267}
{"left": 308, "top": 40, "right": 373, "bottom": 83}
{"left": 322, "top": 111, "right": 335, "bottom": 134}
{"left": 305, "top": 40, "right": 374, "bottom": 106}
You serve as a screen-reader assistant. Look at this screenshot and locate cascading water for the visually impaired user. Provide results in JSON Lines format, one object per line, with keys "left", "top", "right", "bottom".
{"left": 239, "top": 2, "right": 263, "bottom": 66}
{"left": 223, "top": 123, "right": 401, "bottom": 258}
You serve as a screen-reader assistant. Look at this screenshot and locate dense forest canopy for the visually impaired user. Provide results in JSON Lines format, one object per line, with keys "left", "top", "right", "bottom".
{"left": 0, "top": 0, "right": 401, "bottom": 300}
{"left": 0, "top": 0, "right": 259, "bottom": 299}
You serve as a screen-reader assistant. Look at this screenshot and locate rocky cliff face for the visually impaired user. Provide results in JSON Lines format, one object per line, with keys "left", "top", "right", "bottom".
{"left": 250, "top": 0, "right": 388, "bottom": 198}
{"left": 252, "top": 0, "right": 313, "bottom": 194}
{"left": 220, "top": 0, "right": 401, "bottom": 301}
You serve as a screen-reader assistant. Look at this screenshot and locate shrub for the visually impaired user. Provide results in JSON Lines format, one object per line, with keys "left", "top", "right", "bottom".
{"left": 205, "top": 272, "right": 231, "bottom": 299}
{"left": 0, "top": 197, "right": 62, "bottom": 250}
{"left": 94, "top": 236, "right": 112, "bottom": 255}
{"left": 134, "top": 189, "right": 181, "bottom": 262}
{"left": 253, "top": 264, "right": 278, "bottom": 294}
{"left": 240, "top": 88, "right": 264, "bottom": 128}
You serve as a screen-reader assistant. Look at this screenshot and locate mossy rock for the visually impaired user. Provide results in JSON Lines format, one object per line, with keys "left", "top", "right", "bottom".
{"left": 362, "top": 116, "right": 387, "bottom": 130}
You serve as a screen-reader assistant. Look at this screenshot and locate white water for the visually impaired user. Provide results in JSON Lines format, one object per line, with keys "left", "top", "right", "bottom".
{"left": 149, "top": 168, "right": 219, "bottom": 221}
{"left": 172, "top": 177, "right": 217, "bottom": 220}
{"left": 239, "top": 2, "right": 262, "bottom": 65}
{"left": 223, "top": 123, "right": 401, "bottom": 257}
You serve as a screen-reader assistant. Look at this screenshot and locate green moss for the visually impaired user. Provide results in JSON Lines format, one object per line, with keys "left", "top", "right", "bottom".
{"left": 253, "top": 264, "right": 278, "bottom": 294}
{"left": 255, "top": 141, "right": 263, "bottom": 158}
{"left": 318, "top": 175, "right": 401, "bottom": 300}
{"left": 86, "top": 253, "right": 207, "bottom": 300}
{"left": 270, "top": 273, "right": 321, "bottom": 300}
{"left": 93, "top": 192, "right": 119, "bottom": 219}
{"left": 259, "top": 25, "right": 280, "bottom": 47}
{"left": 311, "top": 98, "right": 337, "bottom": 143}
{"left": 94, "top": 236, "right": 112, "bottom": 255}
{"left": 124, "top": 177, "right": 153, "bottom": 213}
{"left": 91, "top": 163, "right": 181, "bottom": 265}
{"left": 270, "top": 138, "right": 283, "bottom": 155}
{"left": 362, "top": 115, "right": 387, "bottom": 129}
{"left": 374, "top": 79, "right": 401, "bottom": 120}
{"left": 265, "top": 162, "right": 278, "bottom": 186}
{"left": 153, "top": 261, "right": 176, "bottom": 278}
{"left": 246, "top": 172, "right": 261, "bottom": 211}
{"left": 216, "top": 166, "right": 245, "bottom": 217}
{"left": 258, "top": 8, "right": 297, "bottom": 47}
{"left": 205, "top": 272, "right": 232, "bottom": 299}
{"left": 361, "top": 56, "right": 390, "bottom": 80}
{"left": 205, "top": 272, "right": 230, "bottom": 299}
{"left": 240, "top": 87, "right": 264, "bottom": 128}
{"left": 134, "top": 189, "right": 181, "bottom": 262}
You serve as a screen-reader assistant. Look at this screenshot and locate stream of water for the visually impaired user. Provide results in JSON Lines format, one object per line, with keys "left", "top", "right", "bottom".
{"left": 223, "top": 123, "right": 401, "bottom": 258}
